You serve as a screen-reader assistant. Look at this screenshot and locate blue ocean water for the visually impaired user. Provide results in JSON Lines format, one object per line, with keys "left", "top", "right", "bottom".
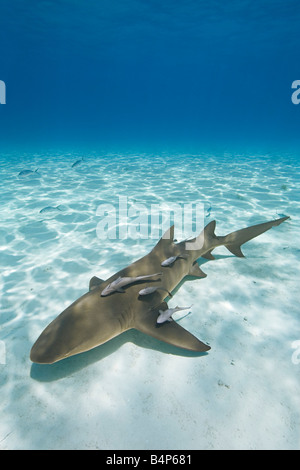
{"left": 1, "top": 0, "right": 300, "bottom": 152}
{"left": 0, "top": 1, "right": 300, "bottom": 450}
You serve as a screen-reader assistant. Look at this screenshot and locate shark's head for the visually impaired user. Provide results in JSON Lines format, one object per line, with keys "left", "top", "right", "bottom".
{"left": 30, "top": 291, "right": 124, "bottom": 364}
{"left": 30, "top": 300, "right": 93, "bottom": 364}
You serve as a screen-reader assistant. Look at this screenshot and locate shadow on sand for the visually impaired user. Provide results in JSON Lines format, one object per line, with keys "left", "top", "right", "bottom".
{"left": 30, "top": 329, "right": 209, "bottom": 382}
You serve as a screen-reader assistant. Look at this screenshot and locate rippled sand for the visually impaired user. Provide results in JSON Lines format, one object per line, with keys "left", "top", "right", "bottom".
{"left": 0, "top": 152, "right": 299, "bottom": 449}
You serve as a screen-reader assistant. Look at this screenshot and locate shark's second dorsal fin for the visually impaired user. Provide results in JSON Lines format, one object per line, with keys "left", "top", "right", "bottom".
{"left": 89, "top": 276, "right": 105, "bottom": 291}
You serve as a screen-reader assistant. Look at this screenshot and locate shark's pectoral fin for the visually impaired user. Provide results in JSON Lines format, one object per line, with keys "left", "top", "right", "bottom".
{"left": 89, "top": 276, "right": 105, "bottom": 291}
{"left": 151, "top": 301, "right": 169, "bottom": 312}
{"left": 189, "top": 263, "right": 207, "bottom": 278}
{"left": 134, "top": 305, "right": 210, "bottom": 352}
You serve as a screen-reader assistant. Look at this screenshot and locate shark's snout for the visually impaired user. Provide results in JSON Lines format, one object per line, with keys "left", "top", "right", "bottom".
{"left": 30, "top": 328, "right": 66, "bottom": 364}
{"left": 30, "top": 306, "right": 78, "bottom": 364}
{"left": 30, "top": 339, "right": 59, "bottom": 364}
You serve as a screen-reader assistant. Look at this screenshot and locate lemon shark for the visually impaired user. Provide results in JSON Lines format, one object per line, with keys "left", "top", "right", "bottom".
{"left": 30, "top": 215, "right": 289, "bottom": 364}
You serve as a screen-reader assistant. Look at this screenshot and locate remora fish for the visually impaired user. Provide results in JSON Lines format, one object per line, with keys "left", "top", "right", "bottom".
{"left": 101, "top": 273, "right": 162, "bottom": 296}
{"left": 30, "top": 215, "right": 289, "bottom": 364}
{"left": 161, "top": 255, "right": 187, "bottom": 266}
{"left": 138, "top": 286, "right": 173, "bottom": 297}
{"left": 157, "top": 305, "right": 192, "bottom": 324}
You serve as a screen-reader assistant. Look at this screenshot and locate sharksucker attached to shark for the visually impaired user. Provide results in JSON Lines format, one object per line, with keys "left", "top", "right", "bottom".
{"left": 138, "top": 286, "right": 173, "bottom": 297}
{"left": 156, "top": 305, "right": 193, "bottom": 324}
{"left": 101, "top": 273, "right": 163, "bottom": 296}
{"left": 161, "top": 255, "right": 188, "bottom": 266}
{"left": 30, "top": 215, "right": 290, "bottom": 364}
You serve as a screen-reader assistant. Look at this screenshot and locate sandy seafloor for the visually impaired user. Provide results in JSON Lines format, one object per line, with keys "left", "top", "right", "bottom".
{"left": 0, "top": 151, "right": 299, "bottom": 450}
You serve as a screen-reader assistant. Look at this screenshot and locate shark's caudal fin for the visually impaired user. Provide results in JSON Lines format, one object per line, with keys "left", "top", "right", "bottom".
{"left": 223, "top": 215, "right": 290, "bottom": 258}
{"left": 134, "top": 302, "right": 210, "bottom": 352}
{"left": 186, "top": 216, "right": 290, "bottom": 259}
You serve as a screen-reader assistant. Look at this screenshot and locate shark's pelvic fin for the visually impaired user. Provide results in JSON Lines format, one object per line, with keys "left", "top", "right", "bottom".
{"left": 201, "top": 250, "right": 215, "bottom": 260}
{"left": 89, "top": 276, "right": 105, "bottom": 291}
{"left": 134, "top": 303, "right": 210, "bottom": 352}
{"left": 189, "top": 263, "right": 207, "bottom": 278}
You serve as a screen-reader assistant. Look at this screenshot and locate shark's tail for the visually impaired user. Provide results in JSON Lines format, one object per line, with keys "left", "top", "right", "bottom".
{"left": 223, "top": 215, "right": 290, "bottom": 257}
{"left": 200, "top": 215, "right": 290, "bottom": 259}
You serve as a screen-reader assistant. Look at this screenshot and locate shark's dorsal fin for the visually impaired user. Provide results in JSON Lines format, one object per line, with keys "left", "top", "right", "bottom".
{"left": 185, "top": 220, "right": 217, "bottom": 251}
{"left": 134, "top": 304, "right": 210, "bottom": 352}
{"left": 152, "top": 225, "right": 175, "bottom": 253}
{"left": 162, "top": 225, "right": 174, "bottom": 241}
{"left": 89, "top": 276, "right": 105, "bottom": 291}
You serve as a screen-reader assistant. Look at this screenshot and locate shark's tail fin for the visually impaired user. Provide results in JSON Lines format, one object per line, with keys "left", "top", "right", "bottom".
{"left": 223, "top": 215, "right": 290, "bottom": 258}
{"left": 183, "top": 216, "right": 289, "bottom": 259}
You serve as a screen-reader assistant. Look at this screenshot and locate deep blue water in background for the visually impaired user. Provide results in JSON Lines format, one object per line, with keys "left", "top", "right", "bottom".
{"left": 0, "top": 0, "right": 300, "bottom": 154}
